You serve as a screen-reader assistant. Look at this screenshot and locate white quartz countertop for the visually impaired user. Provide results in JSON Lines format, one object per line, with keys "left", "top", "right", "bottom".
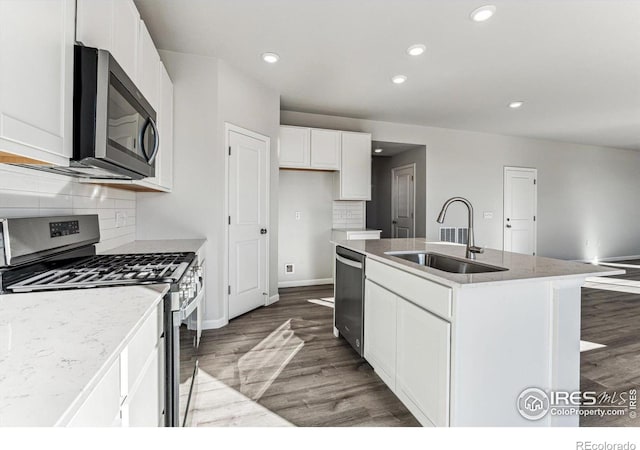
{"left": 333, "top": 238, "right": 624, "bottom": 288}
{"left": 0, "top": 284, "right": 169, "bottom": 426}
{"left": 102, "top": 238, "right": 206, "bottom": 255}
{"left": 332, "top": 228, "right": 381, "bottom": 232}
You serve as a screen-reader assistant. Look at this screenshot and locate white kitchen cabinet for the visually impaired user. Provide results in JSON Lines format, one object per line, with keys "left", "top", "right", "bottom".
{"left": 396, "top": 298, "right": 451, "bottom": 427}
{"left": 310, "top": 128, "right": 341, "bottom": 170}
{"left": 279, "top": 126, "right": 310, "bottom": 168}
{"left": 68, "top": 303, "right": 164, "bottom": 427}
{"left": 0, "top": 0, "right": 74, "bottom": 166}
{"left": 137, "top": 21, "right": 161, "bottom": 112}
{"left": 334, "top": 131, "right": 371, "bottom": 200}
{"left": 364, "top": 280, "right": 397, "bottom": 389}
{"left": 76, "top": 0, "right": 140, "bottom": 82}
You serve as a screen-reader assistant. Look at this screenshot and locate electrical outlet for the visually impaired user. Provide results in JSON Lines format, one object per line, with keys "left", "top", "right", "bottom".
{"left": 284, "top": 263, "right": 295, "bottom": 274}
{"left": 483, "top": 212, "right": 494, "bottom": 219}
{"left": 295, "top": 211, "right": 301, "bottom": 220}
{"left": 115, "top": 211, "right": 126, "bottom": 228}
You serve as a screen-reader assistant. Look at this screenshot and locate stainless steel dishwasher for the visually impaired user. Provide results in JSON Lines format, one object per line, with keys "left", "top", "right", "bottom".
{"left": 334, "top": 246, "right": 366, "bottom": 356}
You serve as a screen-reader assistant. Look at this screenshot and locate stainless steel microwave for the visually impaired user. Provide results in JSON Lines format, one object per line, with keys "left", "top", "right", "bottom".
{"left": 16, "top": 45, "right": 158, "bottom": 180}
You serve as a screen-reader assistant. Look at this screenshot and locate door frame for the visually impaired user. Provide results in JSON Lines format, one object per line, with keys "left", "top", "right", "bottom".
{"left": 390, "top": 163, "right": 416, "bottom": 238}
{"left": 223, "top": 122, "right": 271, "bottom": 325}
{"left": 503, "top": 166, "right": 537, "bottom": 254}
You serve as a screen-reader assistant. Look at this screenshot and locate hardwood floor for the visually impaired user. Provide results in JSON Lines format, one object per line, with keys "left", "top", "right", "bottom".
{"left": 192, "top": 285, "right": 420, "bottom": 427}
{"left": 580, "top": 259, "right": 640, "bottom": 427}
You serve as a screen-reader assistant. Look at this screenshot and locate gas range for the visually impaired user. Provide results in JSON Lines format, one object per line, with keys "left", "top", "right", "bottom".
{"left": 0, "top": 214, "right": 202, "bottom": 427}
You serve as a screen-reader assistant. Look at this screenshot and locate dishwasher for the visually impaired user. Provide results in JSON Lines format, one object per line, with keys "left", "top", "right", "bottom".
{"left": 334, "top": 246, "right": 366, "bottom": 356}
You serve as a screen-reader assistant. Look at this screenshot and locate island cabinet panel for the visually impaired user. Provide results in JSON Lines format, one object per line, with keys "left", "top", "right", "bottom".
{"left": 364, "top": 280, "right": 397, "bottom": 390}
{"left": 365, "top": 259, "right": 452, "bottom": 319}
{"left": 396, "top": 299, "right": 451, "bottom": 427}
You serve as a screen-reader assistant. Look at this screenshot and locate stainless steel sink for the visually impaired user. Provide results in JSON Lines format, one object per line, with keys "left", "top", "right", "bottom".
{"left": 385, "top": 251, "right": 508, "bottom": 274}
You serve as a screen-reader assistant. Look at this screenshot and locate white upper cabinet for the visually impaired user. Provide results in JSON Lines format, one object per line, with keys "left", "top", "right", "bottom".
{"left": 279, "top": 126, "right": 342, "bottom": 170}
{"left": 144, "top": 62, "right": 173, "bottom": 191}
{"left": 0, "top": 0, "right": 74, "bottom": 165}
{"left": 310, "top": 128, "right": 341, "bottom": 170}
{"left": 279, "top": 126, "right": 310, "bottom": 168}
{"left": 335, "top": 131, "right": 371, "bottom": 200}
{"left": 137, "top": 21, "right": 161, "bottom": 112}
{"left": 76, "top": 0, "right": 140, "bottom": 83}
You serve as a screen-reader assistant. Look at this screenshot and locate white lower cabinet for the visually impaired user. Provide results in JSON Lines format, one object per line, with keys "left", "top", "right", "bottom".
{"left": 396, "top": 299, "right": 450, "bottom": 427}
{"left": 68, "top": 302, "right": 164, "bottom": 427}
{"left": 364, "top": 259, "right": 452, "bottom": 427}
{"left": 364, "top": 280, "right": 397, "bottom": 389}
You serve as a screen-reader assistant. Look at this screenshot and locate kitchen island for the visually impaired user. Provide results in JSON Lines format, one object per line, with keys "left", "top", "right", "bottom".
{"left": 332, "top": 239, "right": 623, "bottom": 427}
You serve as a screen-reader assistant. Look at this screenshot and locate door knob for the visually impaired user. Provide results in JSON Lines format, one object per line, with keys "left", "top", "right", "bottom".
{"left": 392, "top": 220, "right": 397, "bottom": 224}
{"left": 506, "top": 224, "right": 512, "bottom": 228}
{"left": 260, "top": 228, "right": 268, "bottom": 235}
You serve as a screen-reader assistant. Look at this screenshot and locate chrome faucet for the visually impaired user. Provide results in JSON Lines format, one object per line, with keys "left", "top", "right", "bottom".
{"left": 436, "top": 197, "right": 484, "bottom": 259}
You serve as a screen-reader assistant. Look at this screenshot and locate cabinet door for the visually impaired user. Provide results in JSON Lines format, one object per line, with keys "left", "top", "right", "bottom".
{"left": 76, "top": 0, "right": 139, "bottom": 82}
{"left": 137, "top": 21, "right": 160, "bottom": 111}
{"left": 396, "top": 299, "right": 451, "bottom": 426}
{"left": 68, "top": 358, "right": 121, "bottom": 427}
{"left": 127, "top": 346, "right": 161, "bottom": 427}
{"left": 338, "top": 132, "right": 371, "bottom": 200}
{"left": 0, "top": 0, "right": 74, "bottom": 165}
{"left": 364, "top": 280, "right": 397, "bottom": 389}
{"left": 279, "top": 126, "right": 310, "bottom": 168}
{"left": 310, "top": 128, "right": 340, "bottom": 170}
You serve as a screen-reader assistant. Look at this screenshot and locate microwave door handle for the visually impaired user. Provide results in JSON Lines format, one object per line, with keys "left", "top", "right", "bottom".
{"left": 139, "top": 118, "right": 151, "bottom": 161}
{"left": 147, "top": 117, "right": 160, "bottom": 164}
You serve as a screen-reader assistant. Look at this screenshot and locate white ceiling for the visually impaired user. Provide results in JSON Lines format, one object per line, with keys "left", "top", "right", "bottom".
{"left": 135, "top": 0, "right": 640, "bottom": 150}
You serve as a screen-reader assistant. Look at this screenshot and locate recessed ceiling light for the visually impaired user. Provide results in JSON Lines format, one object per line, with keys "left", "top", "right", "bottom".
{"left": 374, "top": 148, "right": 383, "bottom": 153}
{"left": 406, "top": 44, "right": 426, "bottom": 56}
{"left": 470, "top": 5, "right": 496, "bottom": 22}
{"left": 262, "top": 52, "right": 279, "bottom": 63}
{"left": 391, "top": 75, "right": 407, "bottom": 84}
{"left": 508, "top": 101, "right": 524, "bottom": 109}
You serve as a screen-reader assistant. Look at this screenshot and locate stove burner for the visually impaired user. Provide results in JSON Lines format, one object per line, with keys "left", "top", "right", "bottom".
{"left": 6, "top": 252, "right": 194, "bottom": 293}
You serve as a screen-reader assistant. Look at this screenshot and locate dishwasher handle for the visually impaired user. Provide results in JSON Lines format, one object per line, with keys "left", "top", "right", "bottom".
{"left": 336, "top": 254, "right": 363, "bottom": 270}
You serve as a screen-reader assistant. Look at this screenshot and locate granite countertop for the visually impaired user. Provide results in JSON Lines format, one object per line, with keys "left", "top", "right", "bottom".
{"left": 333, "top": 238, "right": 624, "bottom": 288}
{"left": 0, "top": 284, "right": 169, "bottom": 426}
{"left": 102, "top": 238, "right": 207, "bottom": 255}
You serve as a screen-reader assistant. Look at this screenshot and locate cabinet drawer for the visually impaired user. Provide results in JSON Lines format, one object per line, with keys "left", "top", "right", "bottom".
{"left": 366, "top": 259, "right": 452, "bottom": 319}
{"left": 68, "top": 359, "right": 121, "bottom": 427}
{"left": 127, "top": 303, "right": 161, "bottom": 389}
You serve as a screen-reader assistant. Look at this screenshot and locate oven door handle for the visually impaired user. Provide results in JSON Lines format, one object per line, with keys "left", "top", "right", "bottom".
{"left": 179, "top": 289, "right": 204, "bottom": 321}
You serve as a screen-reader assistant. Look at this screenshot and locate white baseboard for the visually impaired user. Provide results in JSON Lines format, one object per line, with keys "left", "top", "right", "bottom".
{"left": 266, "top": 294, "right": 280, "bottom": 305}
{"left": 575, "top": 254, "right": 640, "bottom": 263}
{"left": 202, "top": 317, "right": 228, "bottom": 330}
{"left": 278, "top": 278, "right": 333, "bottom": 288}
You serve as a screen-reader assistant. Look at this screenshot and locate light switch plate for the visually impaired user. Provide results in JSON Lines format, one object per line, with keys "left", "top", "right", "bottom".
{"left": 483, "top": 212, "right": 494, "bottom": 219}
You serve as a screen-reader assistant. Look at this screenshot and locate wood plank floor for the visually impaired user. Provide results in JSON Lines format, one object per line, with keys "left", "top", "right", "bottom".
{"left": 192, "top": 285, "right": 420, "bottom": 427}
{"left": 581, "top": 259, "right": 640, "bottom": 427}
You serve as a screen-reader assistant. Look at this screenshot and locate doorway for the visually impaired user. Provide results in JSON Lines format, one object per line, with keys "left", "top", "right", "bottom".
{"left": 225, "top": 124, "right": 270, "bottom": 320}
{"left": 503, "top": 166, "right": 537, "bottom": 255}
{"left": 391, "top": 164, "right": 416, "bottom": 238}
{"left": 366, "top": 141, "right": 426, "bottom": 238}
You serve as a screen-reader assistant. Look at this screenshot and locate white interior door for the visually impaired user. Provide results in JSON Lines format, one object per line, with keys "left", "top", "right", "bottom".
{"left": 391, "top": 164, "right": 415, "bottom": 238}
{"left": 228, "top": 128, "right": 269, "bottom": 319}
{"left": 503, "top": 167, "right": 537, "bottom": 255}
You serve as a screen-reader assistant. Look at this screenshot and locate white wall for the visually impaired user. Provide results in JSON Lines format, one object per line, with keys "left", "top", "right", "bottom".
{"left": 282, "top": 110, "right": 640, "bottom": 261}
{"left": 136, "top": 51, "right": 280, "bottom": 329}
{"left": 278, "top": 170, "right": 333, "bottom": 287}
{"left": 0, "top": 165, "right": 136, "bottom": 252}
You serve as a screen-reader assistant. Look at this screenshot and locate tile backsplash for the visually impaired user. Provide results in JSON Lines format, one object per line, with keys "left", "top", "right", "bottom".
{"left": 0, "top": 165, "right": 136, "bottom": 252}
{"left": 332, "top": 201, "right": 365, "bottom": 229}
